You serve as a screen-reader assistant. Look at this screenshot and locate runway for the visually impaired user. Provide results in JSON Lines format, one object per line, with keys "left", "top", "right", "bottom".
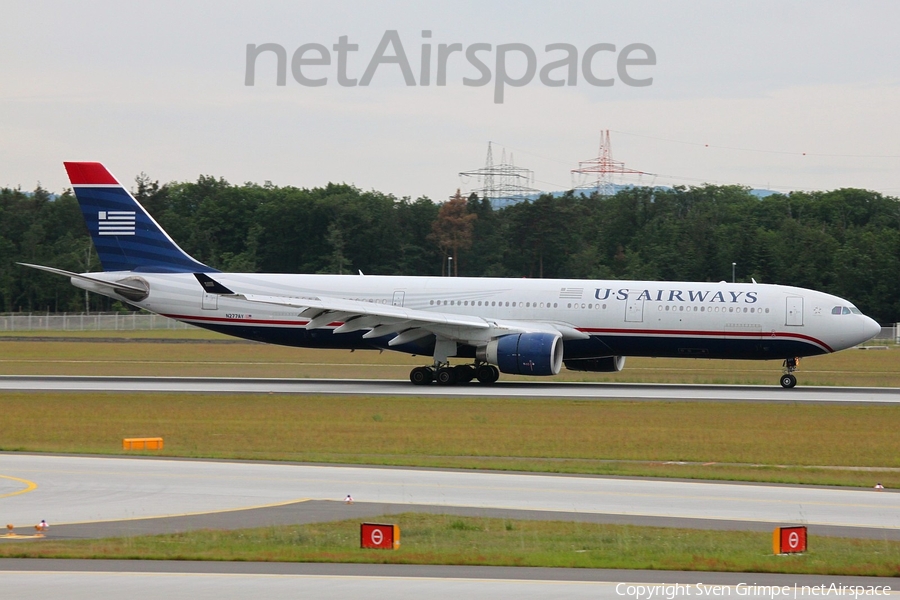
{"left": 2, "top": 454, "right": 899, "bottom": 534}
{"left": 3, "top": 453, "right": 899, "bottom": 598}
{"left": 3, "top": 375, "right": 900, "bottom": 402}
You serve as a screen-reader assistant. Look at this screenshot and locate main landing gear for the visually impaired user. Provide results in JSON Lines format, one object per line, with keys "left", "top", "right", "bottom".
{"left": 409, "top": 363, "right": 500, "bottom": 386}
{"left": 780, "top": 357, "right": 800, "bottom": 388}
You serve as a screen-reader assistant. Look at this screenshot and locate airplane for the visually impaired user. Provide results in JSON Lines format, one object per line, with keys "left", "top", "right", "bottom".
{"left": 20, "top": 162, "right": 881, "bottom": 388}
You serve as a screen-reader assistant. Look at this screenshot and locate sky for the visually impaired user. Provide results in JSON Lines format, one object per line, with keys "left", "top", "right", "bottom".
{"left": 3, "top": 1, "right": 899, "bottom": 201}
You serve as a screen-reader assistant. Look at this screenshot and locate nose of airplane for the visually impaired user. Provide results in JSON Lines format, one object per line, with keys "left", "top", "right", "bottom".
{"left": 862, "top": 315, "right": 881, "bottom": 342}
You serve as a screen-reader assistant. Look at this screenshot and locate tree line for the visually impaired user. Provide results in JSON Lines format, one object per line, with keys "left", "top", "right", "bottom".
{"left": 2, "top": 174, "right": 899, "bottom": 323}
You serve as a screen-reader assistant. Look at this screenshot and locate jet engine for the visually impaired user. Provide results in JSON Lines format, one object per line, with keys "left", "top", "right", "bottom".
{"left": 477, "top": 332, "right": 563, "bottom": 376}
{"left": 563, "top": 356, "right": 626, "bottom": 372}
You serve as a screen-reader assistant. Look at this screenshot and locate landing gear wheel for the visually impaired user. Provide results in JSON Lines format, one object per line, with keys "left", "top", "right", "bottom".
{"left": 410, "top": 366, "right": 433, "bottom": 385}
{"left": 476, "top": 365, "right": 500, "bottom": 384}
{"left": 436, "top": 368, "right": 458, "bottom": 386}
{"left": 453, "top": 365, "right": 475, "bottom": 383}
{"left": 780, "top": 373, "right": 797, "bottom": 389}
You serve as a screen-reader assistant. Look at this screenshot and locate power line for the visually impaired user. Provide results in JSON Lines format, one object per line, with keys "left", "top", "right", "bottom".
{"left": 609, "top": 129, "right": 900, "bottom": 159}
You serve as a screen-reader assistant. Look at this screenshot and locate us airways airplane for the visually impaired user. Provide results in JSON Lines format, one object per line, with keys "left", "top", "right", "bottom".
{"left": 20, "top": 162, "right": 881, "bottom": 388}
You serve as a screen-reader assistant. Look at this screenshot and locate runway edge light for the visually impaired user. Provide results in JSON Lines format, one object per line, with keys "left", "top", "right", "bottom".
{"left": 773, "top": 526, "right": 807, "bottom": 554}
{"left": 361, "top": 523, "right": 400, "bottom": 550}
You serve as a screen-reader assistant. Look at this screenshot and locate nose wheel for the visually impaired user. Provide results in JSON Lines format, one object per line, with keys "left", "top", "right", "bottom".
{"left": 780, "top": 357, "right": 799, "bottom": 388}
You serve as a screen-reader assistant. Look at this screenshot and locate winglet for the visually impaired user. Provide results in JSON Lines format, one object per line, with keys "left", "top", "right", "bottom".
{"left": 194, "top": 273, "right": 234, "bottom": 295}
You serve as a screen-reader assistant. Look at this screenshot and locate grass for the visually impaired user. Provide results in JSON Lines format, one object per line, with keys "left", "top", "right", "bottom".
{"left": 2, "top": 393, "right": 900, "bottom": 487}
{"left": 2, "top": 514, "right": 900, "bottom": 576}
{"left": 0, "top": 334, "right": 899, "bottom": 385}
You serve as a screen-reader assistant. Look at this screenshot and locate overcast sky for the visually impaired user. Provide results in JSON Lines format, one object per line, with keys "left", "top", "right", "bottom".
{"left": 3, "top": 1, "right": 899, "bottom": 200}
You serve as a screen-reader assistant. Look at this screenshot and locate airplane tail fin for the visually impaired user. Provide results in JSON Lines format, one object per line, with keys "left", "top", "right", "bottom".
{"left": 64, "top": 162, "right": 216, "bottom": 273}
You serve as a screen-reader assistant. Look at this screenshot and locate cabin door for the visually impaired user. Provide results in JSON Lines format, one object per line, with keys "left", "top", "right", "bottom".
{"left": 625, "top": 297, "right": 644, "bottom": 323}
{"left": 201, "top": 292, "right": 218, "bottom": 310}
{"left": 392, "top": 291, "right": 405, "bottom": 307}
{"left": 785, "top": 296, "right": 803, "bottom": 326}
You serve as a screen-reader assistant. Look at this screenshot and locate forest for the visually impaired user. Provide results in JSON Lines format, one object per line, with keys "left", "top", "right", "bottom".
{"left": 2, "top": 173, "right": 899, "bottom": 323}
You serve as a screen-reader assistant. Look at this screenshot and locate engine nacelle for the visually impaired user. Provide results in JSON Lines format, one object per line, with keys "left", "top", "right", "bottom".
{"left": 477, "top": 332, "right": 563, "bottom": 376}
{"left": 564, "top": 356, "right": 626, "bottom": 372}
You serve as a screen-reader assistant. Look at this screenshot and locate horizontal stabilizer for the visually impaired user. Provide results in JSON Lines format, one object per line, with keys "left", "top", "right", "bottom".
{"left": 17, "top": 263, "right": 148, "bottom": 299}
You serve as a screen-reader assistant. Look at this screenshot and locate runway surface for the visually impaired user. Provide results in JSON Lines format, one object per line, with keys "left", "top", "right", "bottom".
{"left": 3, "top": 454, "right": 899, "bottom": 598}
{"left": 2, "top": 454, "right": 899, "bottom": 533}
{"left": 3, "top": 375, "right": 900, "bottom": 402}
{"left": 0, "top": 560, "right": 897, "bottom": 600}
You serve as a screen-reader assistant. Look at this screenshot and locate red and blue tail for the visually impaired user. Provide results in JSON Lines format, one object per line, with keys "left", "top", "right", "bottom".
{"left": 65, "top": 162, "right": 216, "bottom": 273}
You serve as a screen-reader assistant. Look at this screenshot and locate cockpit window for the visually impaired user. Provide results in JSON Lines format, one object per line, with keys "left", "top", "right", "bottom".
{"left": 850, "top": 307, "right": 862, "bottom": 315}
{"left": 832, "top": 306, "right": 856, "bottom": 315}
{"left": 831, "top": 306, "right": 842, "bottom": 315}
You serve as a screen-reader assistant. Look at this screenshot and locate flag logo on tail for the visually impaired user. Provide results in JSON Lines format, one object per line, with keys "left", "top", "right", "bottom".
{"left": 98, "top": 211, "right": 136, "bottom": 236}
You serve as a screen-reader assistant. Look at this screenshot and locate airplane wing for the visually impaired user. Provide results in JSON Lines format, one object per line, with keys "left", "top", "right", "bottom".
{"left": 194, "top": 273, "right": 588, "bottom": 347}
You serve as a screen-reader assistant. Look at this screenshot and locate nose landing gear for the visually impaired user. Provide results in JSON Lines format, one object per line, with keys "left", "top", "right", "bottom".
{"left": 780, "top": 357, "right": 800, "bottom": 388}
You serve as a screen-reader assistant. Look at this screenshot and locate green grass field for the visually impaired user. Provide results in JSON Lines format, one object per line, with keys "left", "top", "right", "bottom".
{"left": 2, "top": 392, "right": 899, "bottom": 487}
{"left": 2, "top": 514, "right": 900, "bottom": 576}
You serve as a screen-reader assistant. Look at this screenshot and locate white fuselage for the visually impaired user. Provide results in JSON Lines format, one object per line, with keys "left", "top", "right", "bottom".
{"left": 74, "top": 272, "right": 881, "bottom": 361}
